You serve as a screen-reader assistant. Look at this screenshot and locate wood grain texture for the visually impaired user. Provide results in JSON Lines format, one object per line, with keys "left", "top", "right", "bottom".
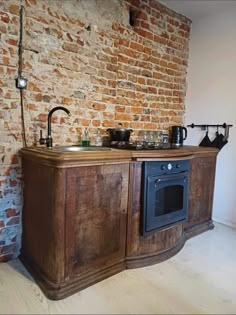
{"left": 21, "top": 159, "right": 66, "bottom": 283}
{"left": 20, "top": 146, "right": 218, "bottom": 167}
{"left": 184, "top": 155, "right": 217, "bottom": 230}
{"left": 65, "top": 164, "right": 129, "bottom": 276}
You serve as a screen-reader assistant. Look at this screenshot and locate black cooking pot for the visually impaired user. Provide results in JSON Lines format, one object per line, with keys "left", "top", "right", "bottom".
{"left": 107, "top": 127, "right": 133, "bottom": 142}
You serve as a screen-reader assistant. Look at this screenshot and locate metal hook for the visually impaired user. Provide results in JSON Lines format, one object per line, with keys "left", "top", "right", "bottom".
{"left": 224, "top": 125, "right": 230, "bottom": 141}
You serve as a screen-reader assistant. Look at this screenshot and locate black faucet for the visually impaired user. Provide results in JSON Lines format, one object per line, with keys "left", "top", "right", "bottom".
{"left": 39, "top": 106, "right": 71, "bottom": 148}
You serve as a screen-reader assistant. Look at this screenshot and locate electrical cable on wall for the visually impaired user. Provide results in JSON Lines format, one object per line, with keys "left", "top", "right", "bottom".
{"left": 16, "top": 4, "right": 28, "bottom": 147}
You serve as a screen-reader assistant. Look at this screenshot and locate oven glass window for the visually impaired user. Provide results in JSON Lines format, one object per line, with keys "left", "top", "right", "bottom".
{"left": 155, "top": 185, "right": 183, "bottom": 216}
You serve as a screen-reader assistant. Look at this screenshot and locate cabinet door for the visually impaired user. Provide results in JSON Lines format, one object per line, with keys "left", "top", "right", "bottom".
{"left": 65, "top": 164, "right": 129, "bottom": 276}
{"left": 185, "top": 156, "right": 216, "bottom": 228}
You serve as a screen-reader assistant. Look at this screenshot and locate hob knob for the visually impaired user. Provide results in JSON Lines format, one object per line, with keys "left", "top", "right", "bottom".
{"left": 167, "top": 163, "right": 172, "bottom": 170}
{"left": 176, "top": 163, "right": 180, "bottom": 169}
{"left": 161, "top": 165, "right": 166, "bottom": 170}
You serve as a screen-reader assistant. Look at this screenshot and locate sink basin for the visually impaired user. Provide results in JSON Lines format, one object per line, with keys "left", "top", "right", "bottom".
{"left": 49, "top": 146, "right": 112, "bottom": 152}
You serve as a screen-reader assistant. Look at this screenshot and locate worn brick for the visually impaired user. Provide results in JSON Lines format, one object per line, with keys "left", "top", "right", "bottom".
{"left": 7, "top": 217, "right": 20, "bottom": 226}
{"left": 5, "top": 208, "right": 19, "bottom": 218}
{"left": 9, "top": 4, "right": 19, "bottom": 15}
{"left": 62, "top": 42, "right": 79, "bottom": 53}
{"left": 92, "top": 103, "right": 106, "bottom": 111}
{"left": 0, "top": 253, "right": 13, "bottom": 262}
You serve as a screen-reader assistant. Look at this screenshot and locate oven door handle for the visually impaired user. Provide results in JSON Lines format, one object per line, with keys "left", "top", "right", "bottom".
{"left": 154, "top": 174, "right": 188, "bottom": 185}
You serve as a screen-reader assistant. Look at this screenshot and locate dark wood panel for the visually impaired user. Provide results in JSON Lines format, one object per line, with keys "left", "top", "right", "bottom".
{"left": 185, "top": 156, "right": 217, "bottom": 229}
{"left": 21, "top": 159, "right": 66, "bottom": 283}
{"left": 65, "top": 164, "right": 129, "bottom": 276}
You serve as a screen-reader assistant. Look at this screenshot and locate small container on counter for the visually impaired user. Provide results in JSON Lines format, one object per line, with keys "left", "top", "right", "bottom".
{"left": 162, "top": 132, "right": 169, "bottom": 144}
{"left": 95, "top": 129, "right": 103, "bottom": 147}
{"left": 82, "top": 128, "right": 90, "bottom": 147}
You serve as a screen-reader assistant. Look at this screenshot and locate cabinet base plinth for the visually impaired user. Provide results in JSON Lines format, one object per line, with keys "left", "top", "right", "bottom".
{"left": 185, "top": 220, "right": 214, "bottom": 239}
{"left": 126, "top": 235, "right": 186, "bottom": 269}
{"left": 20, "top": 255, "right": 126, "bottom": 300}
{"left": 20, "top": 222, "right": 215, "bottom": 300}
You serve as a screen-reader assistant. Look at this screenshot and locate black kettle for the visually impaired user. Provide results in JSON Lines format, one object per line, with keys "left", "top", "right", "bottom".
{"left": 170, "top": 126, "right": 187, "bottom": 147}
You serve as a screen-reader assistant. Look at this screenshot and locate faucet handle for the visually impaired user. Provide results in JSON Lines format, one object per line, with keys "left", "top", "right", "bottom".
{"left": 39, "top": 130, "right": 46, "bottom": 145}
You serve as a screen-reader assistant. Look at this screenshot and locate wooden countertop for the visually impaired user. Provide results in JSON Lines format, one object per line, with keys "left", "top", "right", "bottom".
{"left": 20, "top": 145, "right": 219, "bottom": 168}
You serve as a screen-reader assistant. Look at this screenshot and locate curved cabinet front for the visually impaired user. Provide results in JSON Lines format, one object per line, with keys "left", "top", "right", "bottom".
{"left": 126, "top": 162, "right": 186, "bottom": 269}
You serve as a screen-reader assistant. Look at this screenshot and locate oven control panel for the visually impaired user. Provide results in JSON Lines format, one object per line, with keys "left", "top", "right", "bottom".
{"left": 145, "top": 160, "right": 190, "bottom": 176}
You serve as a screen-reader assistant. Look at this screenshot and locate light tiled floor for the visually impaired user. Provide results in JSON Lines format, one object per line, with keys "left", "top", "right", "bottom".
{"left": 0, "top": 222, "right": 236, "bottom": 314}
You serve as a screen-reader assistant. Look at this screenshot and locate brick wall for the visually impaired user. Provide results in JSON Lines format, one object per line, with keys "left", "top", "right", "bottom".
{"left": 0, "top": 0, "right": 191, "bottom": 261}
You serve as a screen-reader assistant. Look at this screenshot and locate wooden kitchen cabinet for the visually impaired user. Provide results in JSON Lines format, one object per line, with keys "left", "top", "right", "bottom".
{"left": 184, "top": 155, "right": 217, "bottom": 237}
{"left": 20, "top": 145, "right": 218, "bottom": 300}
{"left": 65, "top": 164, "right": 129, "bottom": 276}
{"left": 20, "top": 148, "right": 130, "bottom": 299}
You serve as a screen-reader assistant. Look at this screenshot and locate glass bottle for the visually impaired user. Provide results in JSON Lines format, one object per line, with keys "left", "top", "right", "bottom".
{"left": 82, "top": 128, "right": 90, "bottom": 147}
{"left": 95, "top": 129, "right": 102, "bottom": 147}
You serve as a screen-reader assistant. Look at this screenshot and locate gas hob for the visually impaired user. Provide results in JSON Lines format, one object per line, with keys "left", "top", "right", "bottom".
{"left": 109, "top": 141, "right": 176, "bottom": 150}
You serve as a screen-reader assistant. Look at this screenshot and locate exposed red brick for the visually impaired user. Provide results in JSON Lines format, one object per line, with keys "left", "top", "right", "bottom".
{"left": 0, "top": 254, "right": 13, "bottom": 262}
{"left": 9, "top": 4, "right": 19, "bottom": 15}
{"left": 28, "top": 82, "right": 41, "bottom": 92}
{"left": 115, "top": 113, "right": 133, "bottom": 121}
{"left": 103, "top": 112, "right": 115, "bottom": 120}
{"left": 92, "top": 120, "right": 101, "bottom": 127}
{"left": 130, "top": 41, "right": 143, "bottom": 52}
{"left": 135, "top": 28, "right": 154, "bottom": 41}
{"left": 137, "top": 77, "right": 146, "bottom": 84}
{"left": 131, "top": 107, "right": 142, "bottom": 114}
{"left": 154, "top": 35, "right": 167, "bottom": 45}
{"left": 6, "top": 38, "right": 18, "bottom": 46}
{"left": 115, "top": 106, "right": 126, "bottom": 113}
{"left": 140, "top": 20, "right": 150, "bottom": 30}
{"left": 0, "top": 11, "right": 10, "bottom": 23}
{"left": 7, "top": 217, "right": 20, "bottom": 226}
{"left": 80, "top": 119, "right": 90, "bottom": 127}
{"left": 102, "top": 120, "right": 115, "bottom": 127}
{"left": 138, "top": 11, "right": 148, "bottom": 21}
{"left": 35, "top": 113, "right": 47, "bottom": 122}
{"left": 77, "top": 37, "right": 84, "bottom": 46}
{"left": 61, "top": 97, "right": 73, "bottom": 105}
{"left": 62, "top": 42, "right": 79, "bottom": 53}
{"left": 9, "top": 179, "right": 18, "bottom": 187}
{"left": 119, "top": 38, "right": 130, "bottom": 47}
{"left": 92, "top": 103, "right": 106, "bottom": 111}
{"left": 148, "top": 87, "right": 157, "bottom": 94}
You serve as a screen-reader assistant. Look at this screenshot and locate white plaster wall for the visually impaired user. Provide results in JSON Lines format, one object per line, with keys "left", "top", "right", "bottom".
{"left": 185, "top": 9, "right": 236, "bottom": 228}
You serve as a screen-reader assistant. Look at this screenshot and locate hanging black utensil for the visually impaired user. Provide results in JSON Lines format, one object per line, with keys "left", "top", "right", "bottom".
{"left": 211, "top": 134, "right": 228, "bottom": 150}
{"left": 199, "top": 127, "right": 212, "bottom": 147}
{"left": 211, "top": 125, "right": 228, "bottom": 150}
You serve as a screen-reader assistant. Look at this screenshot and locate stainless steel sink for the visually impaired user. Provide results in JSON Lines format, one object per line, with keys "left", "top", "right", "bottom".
{"left": 49, "top": 146, "right": 112, "bottom": 152}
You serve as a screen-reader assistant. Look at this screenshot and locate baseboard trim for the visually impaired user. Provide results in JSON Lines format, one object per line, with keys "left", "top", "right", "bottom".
{"left": 212, "top": 217, "right": 236, "bottom": 229}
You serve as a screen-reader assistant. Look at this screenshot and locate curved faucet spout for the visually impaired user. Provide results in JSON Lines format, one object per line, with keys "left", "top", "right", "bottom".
{"left": 47, "top": 106, "right": 71, "bottom": 148}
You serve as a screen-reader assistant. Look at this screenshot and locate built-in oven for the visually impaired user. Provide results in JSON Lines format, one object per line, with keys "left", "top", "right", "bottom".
{"left": 141, "top": 159, "right": 190, "bottom": 236}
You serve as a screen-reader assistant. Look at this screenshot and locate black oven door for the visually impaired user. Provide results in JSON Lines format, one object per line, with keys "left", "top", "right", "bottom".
{"left": 143, "top": 171, "right": 189, "bottom": 234}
